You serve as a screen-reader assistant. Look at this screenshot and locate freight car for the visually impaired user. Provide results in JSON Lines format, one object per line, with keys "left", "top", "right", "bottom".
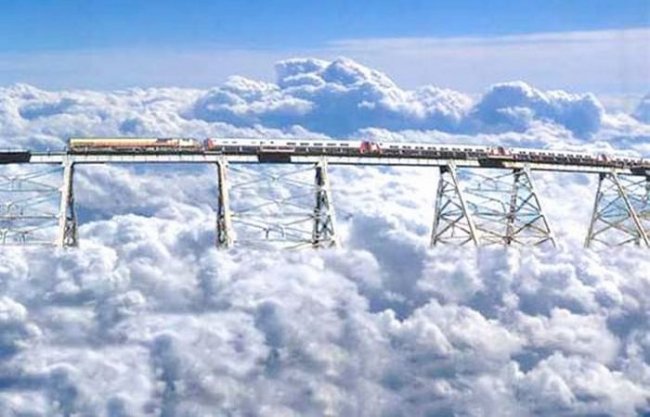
{"left": 69, "top": 138, "right": 202, "bottom": 153}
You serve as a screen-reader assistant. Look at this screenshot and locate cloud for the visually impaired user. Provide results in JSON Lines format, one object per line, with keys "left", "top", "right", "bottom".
{"left": 190, "top": 58, "right": 619, "bottom": 137}
{"left": 634, "top": 93, "right": 650, "bottom": 124}
{"left": 5, "top": 241, "right": 650, "bottom": 416}
{"left": 190, "top": 57, "right": 471, "bottom": 136}
{"left": 519, "top": 353, "right": 649, "bottom": 416}
{"left": 1, "top": 57, "right": 646, "bottom": 150}
{"left": 0, "top": 296, "right": 40, "bottom": 358}
{"left": 468, "top": 81, "right": 604, "bottom": 136}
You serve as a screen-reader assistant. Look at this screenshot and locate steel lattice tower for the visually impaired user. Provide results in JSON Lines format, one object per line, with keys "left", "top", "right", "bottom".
{"left": 0, "top": 165, "right": 66, "bottom": 246}
{"left": 215, "top": 158, "right": 234, "bottom": 249}
{"left": 430, "top": 163, "right": 479, "bottom": 246}
{"left": 464, "top": 167, "right": 556, "bottom": 247}
{"left": 216, "top": 158, "right": 338, "bottom": 249}
{"left": 312, "top": 158, "right": 338, "bottom": 248}
{"left": 431, "top": 164, "right": 555, "bottom": 247}
{"left": 585, "top": 172, "right": 650, "bottom": 248}
{"left": 57, "top": 159, "right": 78, "bottom": 248}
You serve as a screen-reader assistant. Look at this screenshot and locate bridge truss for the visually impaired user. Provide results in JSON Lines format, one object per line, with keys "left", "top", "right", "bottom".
{"left": 0, "top": 146, "right": 648, "bottom": 249}
{"left": 216, "top": 158, "right": 338, "bottom": 250}
{"left": 584, "top": 172, "right": 650, "bottom": 247}
{"left": 431, "top": 164, "right": 556, "bottom": 247}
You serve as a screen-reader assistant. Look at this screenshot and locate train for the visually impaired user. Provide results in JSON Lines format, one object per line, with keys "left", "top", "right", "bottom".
{"left": 67, "top": 137, "right": 649, "bottom": 169}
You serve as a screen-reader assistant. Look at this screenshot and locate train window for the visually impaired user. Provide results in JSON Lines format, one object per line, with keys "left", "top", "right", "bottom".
{"left": 300, "top": 143, "right": 309, "bottom": 146}
{"left": 314, "top": 143, "right": 323, "bottom": 146}
{"left": 327, "top": 143, "right": 336, "bottom": 147}
{"left": 390, "top": 146, "right": 398, "bottom": 149}
{"left": 287, "top": 142, "right": 296, "bottom": 145}
{"left": 340, "top": 143, "right": 350, "bottom": 147}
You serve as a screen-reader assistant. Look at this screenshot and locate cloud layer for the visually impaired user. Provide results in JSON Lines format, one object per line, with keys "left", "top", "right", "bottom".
{"left": 190, "top": 58, "right": 611, "bottom": 137}
{"left": 3, "top": 56, "right": 647, "bottom": 152}
{"left": 2, "top": 243, "right": 650, "bottom": 416}
{"left": 1, "top": 58, "right": 650, "bottom": 416}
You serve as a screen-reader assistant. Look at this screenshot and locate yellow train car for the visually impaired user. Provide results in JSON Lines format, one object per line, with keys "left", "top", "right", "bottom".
{"left": 69, "top": 137, "right": 201, "bottom": 152}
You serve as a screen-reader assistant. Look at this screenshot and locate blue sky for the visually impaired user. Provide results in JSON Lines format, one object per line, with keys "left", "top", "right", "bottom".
{"left": 1, "top": 0, "right": 647, "bottom": 51}
{"left": 0, "top": 0, "right": 648, "bottom": 94}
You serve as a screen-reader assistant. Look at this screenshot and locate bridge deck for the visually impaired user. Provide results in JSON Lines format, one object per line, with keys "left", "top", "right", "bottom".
{"left": 0, "top": 150, "right": 647, "bottom": 176}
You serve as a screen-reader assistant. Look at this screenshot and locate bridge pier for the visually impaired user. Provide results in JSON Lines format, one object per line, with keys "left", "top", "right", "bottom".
{"left": 312, "top": 158, "right": 338, "bottom": 248}
{"left": 430, "top": 163, "right": 479, "bottom": 246}
{"left": 57, "top": 159, "right": 78, "bottom": 248}
{"left": 585, "top": 171, "right": 650, "bottom": 248}
{"left": 0, "top": 166, "right": 61, "bottom": 245}
{"left": 222, "top": 158, "right": 339, "bottom": 249}
{"left": 216, "top": 158, "right": 234, "bottom": 249}
{"left": 431, "top": 165, "right": 555, "bottom": 247}
{"left": 501, "top": 167, "right": 555, "bottom": 247}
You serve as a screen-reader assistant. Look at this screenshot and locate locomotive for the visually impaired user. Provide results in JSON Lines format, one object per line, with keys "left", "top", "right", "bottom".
{"left": 68, "top": 137, "right": 202, "bottom": 152}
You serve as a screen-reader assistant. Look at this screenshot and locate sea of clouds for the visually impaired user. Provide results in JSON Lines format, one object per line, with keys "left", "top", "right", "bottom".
{"left": 1, "top": 57, "right": 650, "bottom": 416}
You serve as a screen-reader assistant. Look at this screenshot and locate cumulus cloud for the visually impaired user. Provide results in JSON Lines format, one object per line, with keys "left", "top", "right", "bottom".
{"left": 468, "top": 81, "right": 604, "bottom": 136}
{"left": 3, "top": 243, "right": 650, "bottom": 416}
{"left": 0, "top": 57, "right": 646, "bottom": 150}
{"left": 190, "top": 58, "right": 613, "bottom": 137}
{"left": 1, "top": 58, "right": 650, "bottom": 416}
{"left": 190, "top": 58, "right": 471, "bottom": 135}
{"left": 0, "top": 296, "right": 40, "bottom": 357}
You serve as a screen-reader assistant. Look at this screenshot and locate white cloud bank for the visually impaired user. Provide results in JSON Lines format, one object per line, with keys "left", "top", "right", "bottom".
{"left": 189, "top": 58, "right": 613, "bottom": 137}
{"left": 3, "top": 56, "right": 648, "bottom": 147}
{"left": 0, "top": 58, "right": 650, "bottom": 416}
{"left": 2, "top": 244, "right": 650, "bottom": 416}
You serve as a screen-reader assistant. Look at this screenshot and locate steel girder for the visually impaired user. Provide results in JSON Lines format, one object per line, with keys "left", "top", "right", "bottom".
{"left": 57, "top": 159, "right": 78, "bottom": 248}
{"left": 220, "top": 158, "right": 338, "bottom": 250}
{"left": 312, "top": 159, "right": 338, "bottom": 248}
{"left": 585, "top": 172, "right": 650, "bottom": 248}
{"left": 464, "top": 167, "right": 556, "bottom": 247}
{"left": 431, "top": 164, "right": 555, "bottom": 247}
{"left": 0, "top": 165, "right": 64, "bottom": 246}
{"left": 430, "top": 163, "right": 480, "bottom": 246}
{"left": 215, "top": 158, "right": 234, "bottom": 249}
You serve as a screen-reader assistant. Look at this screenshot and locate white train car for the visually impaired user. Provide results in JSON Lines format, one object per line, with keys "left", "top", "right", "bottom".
{"left": 205, "top": 138, "right": 367, "bottom": 154}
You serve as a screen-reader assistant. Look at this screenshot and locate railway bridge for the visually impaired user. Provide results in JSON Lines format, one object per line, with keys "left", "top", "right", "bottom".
{"left": 0, "top": 138, "right": 648, "bottom": 249}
